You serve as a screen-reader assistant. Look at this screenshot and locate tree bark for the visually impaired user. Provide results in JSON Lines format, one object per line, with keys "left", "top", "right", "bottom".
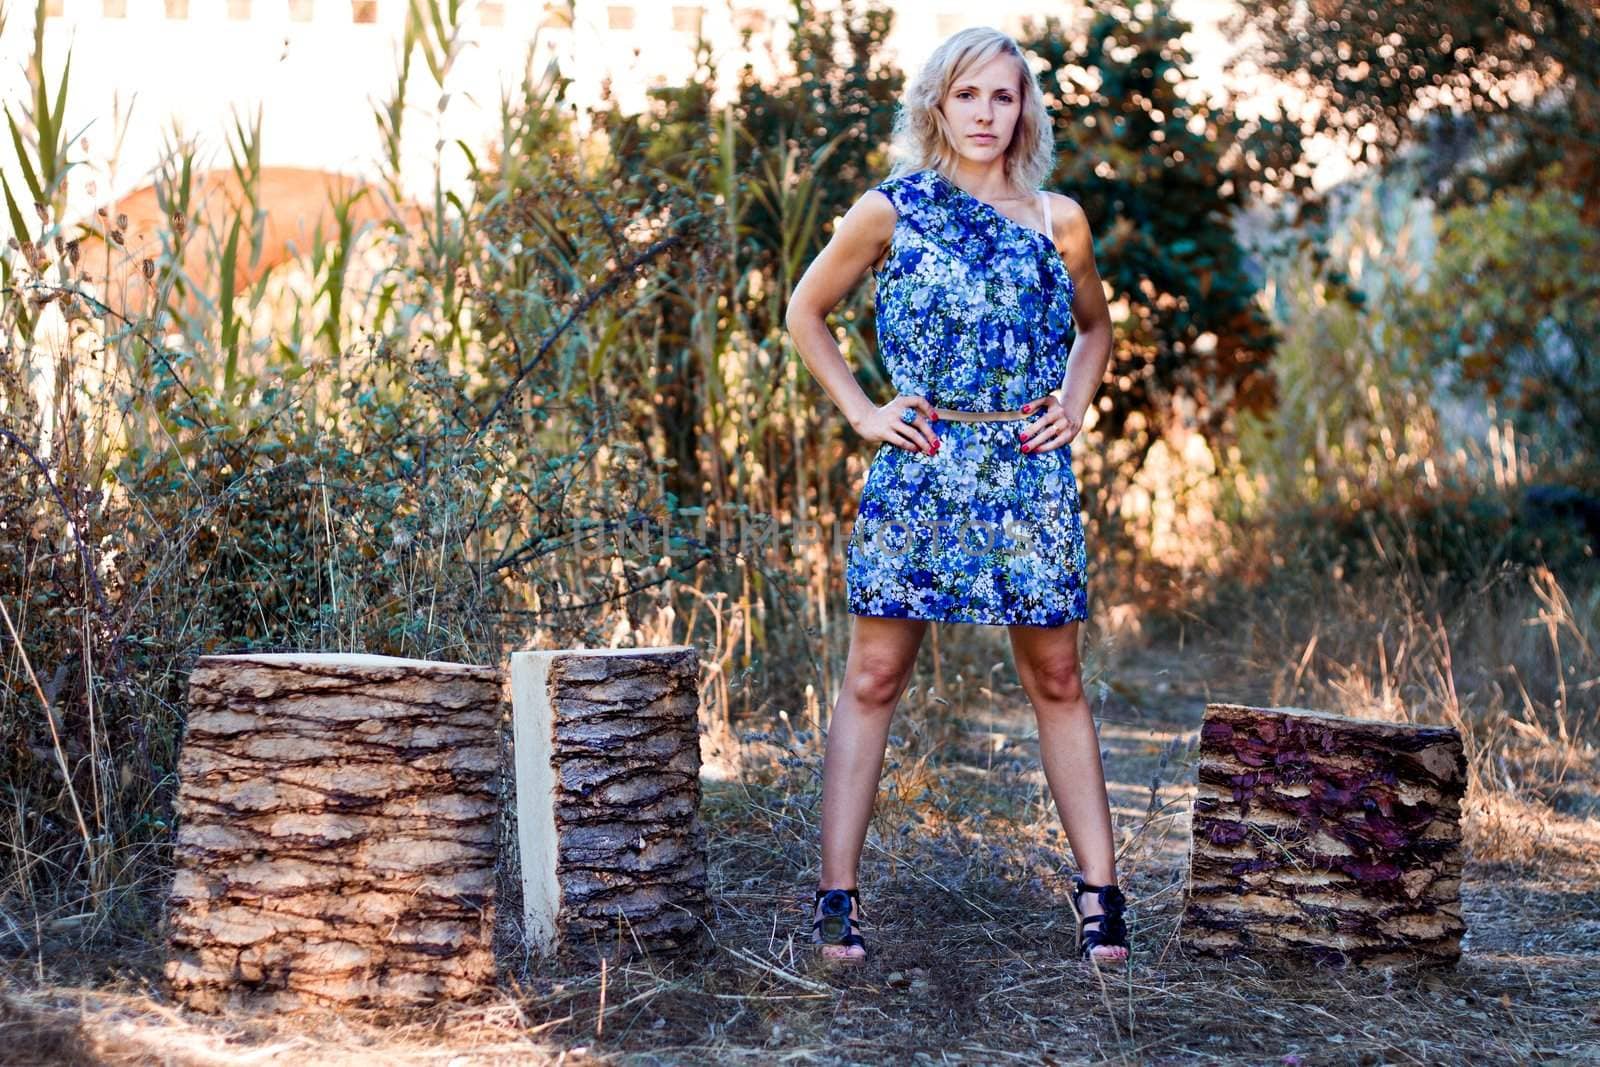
{"left": 165, "top": 653, "right": 502, "bottom": 1012}
{"left": 508, "top": 647, "right": 708, "bottom": 958}
{"left": 1181, "top": 702, "right": 1466, "bottom": 967}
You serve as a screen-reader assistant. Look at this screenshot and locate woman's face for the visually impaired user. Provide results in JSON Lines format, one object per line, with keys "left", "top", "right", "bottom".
{"left": 939, "top": 53, "right": 1024, "bottom": 165}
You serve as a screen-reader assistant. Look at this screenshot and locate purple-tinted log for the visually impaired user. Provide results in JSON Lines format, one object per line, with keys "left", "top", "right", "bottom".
{"left": 1181, "top": 703, "right": 1466, "bottom": 967}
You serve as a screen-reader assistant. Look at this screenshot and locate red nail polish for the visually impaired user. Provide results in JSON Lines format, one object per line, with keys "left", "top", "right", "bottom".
{"left": 1019, "top": 432, "right": 1029, "bottom": 441}
{"left": 1022, "top": 405, "right": 1031, "bottom": 414}
{"left": 1021, "top": 443, "right": 1031, "bottom": 452}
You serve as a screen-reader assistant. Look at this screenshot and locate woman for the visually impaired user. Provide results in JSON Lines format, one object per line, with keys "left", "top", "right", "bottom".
{"left": 783, "top": 26, "right": 1127, "bottom": 964}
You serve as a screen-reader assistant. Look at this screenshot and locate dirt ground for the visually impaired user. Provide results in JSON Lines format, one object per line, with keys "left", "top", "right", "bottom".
{"left": 4, "top": 644, "right": 1598, "bottom": 1065}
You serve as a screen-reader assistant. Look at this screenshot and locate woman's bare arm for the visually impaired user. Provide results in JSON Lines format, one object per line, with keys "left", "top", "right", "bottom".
{"left": 784, "top": 191, "right": 939, "bottom": 454}
{"left": 1021, "top": 192, "right": 1114, "bottom": 451}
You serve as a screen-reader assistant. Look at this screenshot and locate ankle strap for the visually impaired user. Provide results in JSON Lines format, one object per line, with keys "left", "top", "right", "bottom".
{"left": 1072, "top": 876, "right": 1122, "bottom": 894}
{"left": 1073, "top": 877, "right": 1126, "bottom": 910}
{"left": 814, "top": 886, "right": 865, "bottom": 919}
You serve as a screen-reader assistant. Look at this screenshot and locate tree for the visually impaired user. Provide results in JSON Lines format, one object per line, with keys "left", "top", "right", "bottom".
{"left": 1227, "top": 0, "right": 1600, "bottom": 217}
{"left": 1406, "top": 177, "right": 1600, "bottom": 465}
{"left": 1022, "top": 4, "right": 1286, "bottom": 491}
{"left": 596, "top": 0, "right": 904, "bottom": 509}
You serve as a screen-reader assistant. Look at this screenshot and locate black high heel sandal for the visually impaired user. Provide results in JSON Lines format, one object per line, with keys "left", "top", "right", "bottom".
{"left": 811, "top": 887, "right": 869, "bottom": 961}
{"left": 1072, "top": 876, "right": 1129, "bottom": 961}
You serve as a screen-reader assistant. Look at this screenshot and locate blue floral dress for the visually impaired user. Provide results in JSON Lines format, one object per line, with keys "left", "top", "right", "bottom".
{"left": 844, "top": 167, "right": 1089, "bottom": 626}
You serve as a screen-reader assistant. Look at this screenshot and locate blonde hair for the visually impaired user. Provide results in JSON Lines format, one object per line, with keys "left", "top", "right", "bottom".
{"left": 887, "top": 26, "right": 1055, "bottom": 191}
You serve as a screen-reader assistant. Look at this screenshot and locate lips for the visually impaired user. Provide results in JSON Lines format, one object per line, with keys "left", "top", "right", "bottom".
{"left": 971, "top": 134, "right": 995, "bottom": 142}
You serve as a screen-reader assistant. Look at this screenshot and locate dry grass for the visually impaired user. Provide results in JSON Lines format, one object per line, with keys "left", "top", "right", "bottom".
{"left": 3, "top": 603, "right": 1598, "bottom": 1066}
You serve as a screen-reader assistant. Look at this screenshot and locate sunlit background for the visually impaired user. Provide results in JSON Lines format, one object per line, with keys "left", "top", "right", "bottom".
{"left": 1, "top": 1, "right": 1597, "bottom": 1056}
{"left": 4, "top": 0, "right": 1401, "bottom": 576}
{"left": 9, "top": 1, "right": 1366, "bottom": 217}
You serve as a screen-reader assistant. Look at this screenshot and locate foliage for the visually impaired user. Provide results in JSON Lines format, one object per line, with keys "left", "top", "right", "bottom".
{"left": 0, "top": 0, "right": 718, "bottom": 911}
{"left": 1020, "top": 2, "right": 1288, "bottom": 541}
{"left": 736, "top": 0, "right": 903, "bottom": 281}
{"left": 1230, "top": 480, "right": 1597, "bottom": 595}
{"left": 595, "top": 0, "right": 902, "bottom": 510}
{"left": 1235, "top": 166, "right": 1443, "bottom": 508}
{"left": 604, "top": 0, "right": 901, "bottom": 290}
{"left": 1227, "top": 0, "right": 1600, "bottom": 212}
{"left": 1405, "top": 177, "right": 1600, "bottom": 466}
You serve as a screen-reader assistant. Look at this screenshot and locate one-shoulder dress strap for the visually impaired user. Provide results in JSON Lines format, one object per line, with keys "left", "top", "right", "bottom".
{"left": 875, "top": 172, "right": 910, "bottom": 215}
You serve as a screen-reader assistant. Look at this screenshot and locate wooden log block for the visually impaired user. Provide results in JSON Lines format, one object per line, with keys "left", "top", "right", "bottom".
{"left": 164, "top": 653, "right": 502, "bottom": 1012}
{"left": 508, "top": 647, "right": 708, "bottom": 957}
{"left": 1181, "top": 702, "right": 1467, "bottom": 968}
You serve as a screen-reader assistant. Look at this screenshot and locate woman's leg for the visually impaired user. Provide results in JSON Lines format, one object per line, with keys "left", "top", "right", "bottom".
{"left": 815, "top": 614, "right": 928, "bottom": 956}
{"left": 1008, "top": 620, "right": 1128, "bottom": 961}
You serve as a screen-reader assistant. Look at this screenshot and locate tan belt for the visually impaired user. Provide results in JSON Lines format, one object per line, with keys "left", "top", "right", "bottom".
{"left": 933, "top": 407, "right": 1029, "bottom": 422}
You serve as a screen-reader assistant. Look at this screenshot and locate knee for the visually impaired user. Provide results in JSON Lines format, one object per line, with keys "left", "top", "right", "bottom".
{"left": 844, "top": 659, "right": 908, "bottom": 712}
{"left": 1026, "top": 660, "right": 1088, "bottom": 709}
